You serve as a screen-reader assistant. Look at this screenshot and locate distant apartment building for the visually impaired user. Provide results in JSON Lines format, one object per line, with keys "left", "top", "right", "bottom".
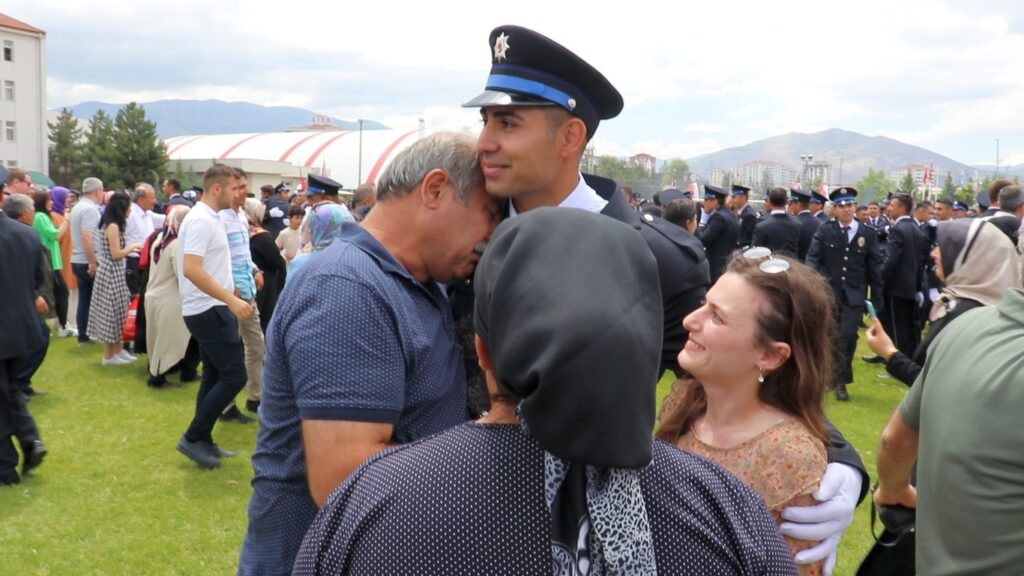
{"left": 888, "top": 163, "right": 936, "bottom": 189}
{"left": 0, "top": 13, "right": 46, "bottom": 173}
{"left": 731, "top": 160, "right": 801, "bottom": 190}
{"left": 630, "top": 153, "right": 656, "bottom": 177}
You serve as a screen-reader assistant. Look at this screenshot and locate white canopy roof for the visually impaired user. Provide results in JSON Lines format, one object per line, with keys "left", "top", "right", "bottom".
{"left": 164, "top": 128, "right": 420, "bottom": 188}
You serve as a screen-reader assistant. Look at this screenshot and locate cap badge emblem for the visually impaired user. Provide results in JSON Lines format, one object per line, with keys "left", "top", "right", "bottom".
{"left": 567, "top": 98, "right": 576, "bottom": 110}
{"left": 858, "top": 236, "right": 865, "bottom": 247}
{"left": 493, "top": 32, "right": 510, "bottom": 62}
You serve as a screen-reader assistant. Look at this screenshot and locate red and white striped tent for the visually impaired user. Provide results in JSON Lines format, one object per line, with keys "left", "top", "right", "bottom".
{"left": 163, "top": 128, "right": 420, "bottom": 190}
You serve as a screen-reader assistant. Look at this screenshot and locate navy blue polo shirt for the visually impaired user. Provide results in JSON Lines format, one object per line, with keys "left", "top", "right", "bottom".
{"left": 238, "top": 221, "right": 469, "bottom": 575}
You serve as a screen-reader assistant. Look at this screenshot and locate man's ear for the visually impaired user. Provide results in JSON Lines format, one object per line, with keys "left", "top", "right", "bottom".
{"left": 418, "top": 169, "right": 449, "bottom": 209}
{"left": 558, "top": 117, "right": 588, "bottom": 160}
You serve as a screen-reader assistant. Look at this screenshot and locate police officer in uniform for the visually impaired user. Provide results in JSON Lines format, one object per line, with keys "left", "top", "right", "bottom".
{"left": 810, "top": 189, "right": 829, "bottom": 222}
{"left": 807, "top": 187, "right": 883, "bottom": 401}
{"left": 752, "top": 186, "right": 801, "bottom": 255}
{"left": 697, "top": 184, "right": 739, "bottom": 282}
{"left": 790, "top": 188, "right": 821, "bottom": 262}
{"left": 462, "top": 24, "right": 709, "bottom": 377}
{"left": 731, "top": 184, "right": 760, "bottom": 247}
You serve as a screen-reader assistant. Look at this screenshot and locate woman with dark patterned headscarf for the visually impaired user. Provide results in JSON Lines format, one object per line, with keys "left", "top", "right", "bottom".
{"left": 293, "top": 208, "right": 796, "bottom": 576}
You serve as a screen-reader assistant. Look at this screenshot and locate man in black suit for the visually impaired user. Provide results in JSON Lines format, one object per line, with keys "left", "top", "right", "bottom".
{"left": 880, "top": 193, "right": 930, "bottom": 355}
{"left": 977, "top": 181, "right": 1023, "bottom": 247}
{"left": 807, "top": 187, "right": 883, "bottom": 401}
{"left": 697, "top": 184, "right": 739, "bottom": 283}
{"left": 790, "top": 188, "right": 821, "bottom": 262}
{"left": 162, "top": 178, "right": 193, "bottom": 209}
{"left": 731, "top": 184, "right": 760, "bottom": 248}
{"left": 752, "top": 187, "right": 800, "bottom": 255}
{"left": 0, "top": 198, "right": 48, "bottom": 485}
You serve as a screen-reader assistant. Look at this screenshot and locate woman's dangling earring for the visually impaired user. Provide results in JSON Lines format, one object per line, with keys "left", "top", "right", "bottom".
{"left": 757, "top": 367, "right": 765, "bottom": 384}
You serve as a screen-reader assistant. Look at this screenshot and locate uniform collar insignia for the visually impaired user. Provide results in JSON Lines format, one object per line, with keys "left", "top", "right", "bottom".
{"left": 493, "top": 32, "right": 510, "bottom": 62}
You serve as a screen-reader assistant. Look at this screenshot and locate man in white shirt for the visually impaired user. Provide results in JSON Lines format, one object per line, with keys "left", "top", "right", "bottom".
{"left": 125, "top": 183, "right": 162, "bottom": 296}
{"left": 175, "top": 163, "right": 254, "bottom": 469}
{"left": 69, "top": 177, "right": 103, "bottom": 345}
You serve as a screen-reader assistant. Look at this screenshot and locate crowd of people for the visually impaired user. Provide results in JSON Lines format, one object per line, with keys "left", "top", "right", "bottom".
{"left": 2, "top": 23, "right": 1023, "bottom": 576}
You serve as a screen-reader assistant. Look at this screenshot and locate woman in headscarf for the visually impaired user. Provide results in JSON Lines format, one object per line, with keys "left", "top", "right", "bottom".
{"left": 144, "top": 205, "right": 200, "bottom": 388}
{"left": 657, "top": 251, "right": 834, "bottom": 576}
{"left": 285, "top": 203, "right": 353, "bottom": 283}
{"left": 866, "top": 218, "right": 1022, "bottom": 386}
{"left": 293, "top": 208, "right": 796, "bottom": 576}
{"left": 243, "top": 197, "right": 286, "bottom": 333}
{"left": 49, "top": 186, "right": 78, "bottom": 336}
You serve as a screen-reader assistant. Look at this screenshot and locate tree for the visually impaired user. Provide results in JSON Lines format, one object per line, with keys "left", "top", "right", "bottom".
{"left": 593, "top": 155, "right": 653, "bottom": 193}
{"left": 47, "top": 108, "right": 84, "bottom": 188}
{"left": 720, "top": 171, "right": 733, "bottom": 190}
{"left": 761, "top": 167, "right": 775, "bottom": 190}
{"left": 955, "top": 182, "right": 976, "bottom": 205}
{"left": 113, "top": 102, "right": 168, "bottom": 188}
{"left": 941, "top": 172, "right": 955, "bottom": 198}
{"left": 899, "top": 169, "right": 916, "bottom": 193}
{"left": 856, "top": 167, "right": 896, "bottom": 202}
{"left": 81, "top": 110, "right": 120, "bottom": 186}
{"left": 660, "top": 158, "right": 690, "bottom": 188}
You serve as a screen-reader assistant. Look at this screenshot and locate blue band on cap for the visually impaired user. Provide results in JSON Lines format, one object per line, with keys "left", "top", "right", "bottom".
{"left": 809, "top": 197, "right": 824, "bottom": 204}
{"left": 308, "top": 185, "right": 324, "bottom": 194}
{"left": 487, "top": 74, "right": 577, "bottom": 112}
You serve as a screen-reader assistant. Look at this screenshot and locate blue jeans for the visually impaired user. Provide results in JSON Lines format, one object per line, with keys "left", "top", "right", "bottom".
{"left": 72, "top": 263, "right": 95, "bottom": 343}
{"left": 183, "top": 306, "right": 246, "bottom": 443}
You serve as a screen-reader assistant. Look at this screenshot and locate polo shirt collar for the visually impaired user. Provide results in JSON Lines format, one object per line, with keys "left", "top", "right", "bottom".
{"left": 341, "top": 221, "right": 417, "bottom": 281}
{"left": 998, "top": 288, "right": 1024, "bottom": 326}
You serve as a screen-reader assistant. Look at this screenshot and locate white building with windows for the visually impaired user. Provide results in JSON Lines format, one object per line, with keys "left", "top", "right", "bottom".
{"left": 0, "top": 13, "right": 46, "bottom": 173}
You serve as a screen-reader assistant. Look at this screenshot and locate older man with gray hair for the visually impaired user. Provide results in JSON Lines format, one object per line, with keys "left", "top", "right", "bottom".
{"left": 69, "top": 177, "right": 104, "bottom": 345}
{"left": 125, "top": 182, "right": 163, "bottom": 297}
{"left": 238, "top": 132, "right": 502, "bottom": 575}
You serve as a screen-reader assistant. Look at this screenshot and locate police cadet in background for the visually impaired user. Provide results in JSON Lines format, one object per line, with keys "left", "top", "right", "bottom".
{"left": 262, "top": 183, "right": 291, "bottom": 239}
{"left": 731, "top": 184, "right": 760, "bottom": 248}
{"left": 806, "top": 187, "right": 882, "bottom": 401}
{"left": 878, "top": 192, "right": 930, "bottom": 357}
{"left": 464, "top": 24, "right": 868, "bottom": 572}
{"left": 951, "top": 200, "right": 968, "bottom": 219}
{"left": 697, "top": 184, "right": 739, "bottom": 282}
{"left": 790, "top": 188, "right": 821, "bottom": 262}
{"left": 752, "top": 186, "right": 801, "bottom": 256}
{"left": 464, "top": 24, "right": 708, "bottom": 378}
{"left": 809, "top": 189, "right": 828, "bottom": 221}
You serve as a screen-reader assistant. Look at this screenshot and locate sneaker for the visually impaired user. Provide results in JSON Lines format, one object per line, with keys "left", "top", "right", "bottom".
{"left": 117, "top": 350, "right": 138, "bottom": 362}
{"left": 77, "top": 339, "right": 95, "bottom": 347}
{"left": 210, "top": 442, "right": 236, "bottom": 458}
{"left": 101, "top": 355, "right": 133, "bottom": 366}
{"left": 58, "top": 327, "right": 79, "bottom": 338}
{"left": 219, "top": 405, "right": 255, "bottom": 424}
{"left": 176, "top": 436, "right": 221, "bottom": 469}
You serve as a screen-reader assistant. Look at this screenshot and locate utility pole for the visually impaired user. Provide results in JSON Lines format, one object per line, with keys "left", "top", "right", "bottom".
{"left": 358, "top": 119, "right": 364, "bottom": 184}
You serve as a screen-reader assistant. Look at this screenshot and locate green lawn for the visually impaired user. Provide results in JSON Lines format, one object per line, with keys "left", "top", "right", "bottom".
{"left": 2, "top": 332, "right": 907, "bottom": 574}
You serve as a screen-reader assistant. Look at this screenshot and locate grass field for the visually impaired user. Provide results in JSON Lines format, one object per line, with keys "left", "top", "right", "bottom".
{"left": 1, "top": 331, "right": 908, "bottom": 575}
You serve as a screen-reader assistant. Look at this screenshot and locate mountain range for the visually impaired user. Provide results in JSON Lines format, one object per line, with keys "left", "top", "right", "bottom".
{"left": 684, "top": 128, "right": 1000, "bottom": 186}
{"left": 56, "top": 100, "right": 388, "bottom": 137}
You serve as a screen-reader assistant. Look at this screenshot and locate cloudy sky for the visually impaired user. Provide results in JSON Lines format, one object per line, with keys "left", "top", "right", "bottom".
{"left": 9, "top": 0, "right": 1024, "bottom": 166}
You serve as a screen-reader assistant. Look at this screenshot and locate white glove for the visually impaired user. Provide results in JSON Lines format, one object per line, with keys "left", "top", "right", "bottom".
{"left": 915, "top": 291, "right": 925, "bottom": 307}
{"left": 779, "top": 462, "right": 861, "bottom": 575}
{"left": 928, "top": 288, "right": 939, "bottom": 302}
{"left": 269, "top": 206, "right": 284, "bottom": 219}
